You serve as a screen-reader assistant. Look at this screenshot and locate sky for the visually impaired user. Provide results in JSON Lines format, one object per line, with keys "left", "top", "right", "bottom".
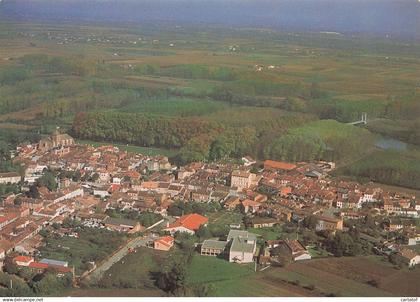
{"left": 1, "top": 0, "right": 419, "bottom": 38}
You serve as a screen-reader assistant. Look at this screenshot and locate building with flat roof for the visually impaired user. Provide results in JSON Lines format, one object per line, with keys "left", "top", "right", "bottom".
{"left": 201, "top": 239, "right": 228, "bottom": 256}
{"left": 228, "top": 230, "right": 257, "bottom": 263}
{"left": 39, "top": 258, "right": 68, "bottom": 267}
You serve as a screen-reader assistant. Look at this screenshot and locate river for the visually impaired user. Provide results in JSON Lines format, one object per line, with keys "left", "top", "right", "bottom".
{"left": 374, "top": 136, "right": 407, "bottom": 151}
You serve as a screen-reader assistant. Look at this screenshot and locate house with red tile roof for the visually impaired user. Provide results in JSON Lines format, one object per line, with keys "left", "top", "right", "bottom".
{"left": 14, "top": 255, "right": 34, "bottom": 266}
{"left": 154, "top": 236, "right": 174, "bottom": 251}
{"left": 164, "top": 213, "right": 208, "bottom": 235}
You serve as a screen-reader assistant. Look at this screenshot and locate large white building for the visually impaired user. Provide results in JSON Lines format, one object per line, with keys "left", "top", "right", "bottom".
{"left": 228, "top": 230, "right": 257, "bottom": 263}
{"left": 230, "top": 170, "right": 257, "bottom": 191}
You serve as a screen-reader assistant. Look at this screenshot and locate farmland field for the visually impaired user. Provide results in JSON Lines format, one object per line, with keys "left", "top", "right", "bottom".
{"left": 64, "top": 245, "right": 420, "bottom": 297}
{"left": 0, "top": 20, "right": 419, "bottom": 186}
{"left": 185, "top": 255, "right": 420, "bottom": 297}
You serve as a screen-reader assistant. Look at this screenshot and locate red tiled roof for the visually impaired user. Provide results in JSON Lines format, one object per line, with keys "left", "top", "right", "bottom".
{"left": 14, "top": 255, "right": 33, "bottom": 263}
{"left": 155, "top": 236, "right": 174, "bottom": 247}
{"left": 28, "top": 262, "right": 48, "bottom": 269}
{"left": 264, "top": 160, "right": 297, "bottom": 171}
{"left": 28, "top": 262, "right": 72, "bottom": 273}
{"left": 167, "top": 213, "right": 208, "bottom": 231}
{"left": 0, "top": 213, "right": 18, "bottom": 224}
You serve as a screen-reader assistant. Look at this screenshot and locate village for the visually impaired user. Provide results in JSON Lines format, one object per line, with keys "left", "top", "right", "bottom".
{"left": 0, "top": 130, "right": 419, "bottom": 290}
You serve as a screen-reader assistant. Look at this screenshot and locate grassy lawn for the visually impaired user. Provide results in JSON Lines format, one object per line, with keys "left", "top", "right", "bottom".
{"left": 98, "top": 247, "right": 167, "bottom": 293}
{"left": 248, "top": 226, "right": 298, "bottom": 241}
{"left": 248, "top": 227, "right": 281, "bottom": 240}
{"left": 185, "top": 254, "right": 314, "bottom": 296}
{"left": 77, "top": 139, "right": 177, "bottom": 157}
{"left": 186, "top": 255, "right": 254, "bottom": 285}
{"left": 38, "top": 228, "right": 126, "bottom": 275}
{"left": 307, "top": 245, "right": 331, "bottom": 258}
{"left": 207, "top": 211, "right": 244, "bottom": 228}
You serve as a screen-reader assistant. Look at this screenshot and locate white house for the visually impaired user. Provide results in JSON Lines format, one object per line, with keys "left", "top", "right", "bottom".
{"left": 398, "top": 248, "right": 420, "bottom": 267}
{"left": 407, "top": 233, "right": 420, "bottom": 246}
{"left": 228, "top": 230, "right": 257, "bottom": 263}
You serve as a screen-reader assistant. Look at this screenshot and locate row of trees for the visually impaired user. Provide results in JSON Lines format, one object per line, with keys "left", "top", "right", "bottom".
{"left": 338, "top": 149, "right": 420, "bottom": 190}
{"left": 72, "top": 111, "right": 223, "bottom": 149}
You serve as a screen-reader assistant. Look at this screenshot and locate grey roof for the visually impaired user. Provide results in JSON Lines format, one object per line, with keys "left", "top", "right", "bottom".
{"left": 228, "top": 230, "right": 257, "bottom": 254}
{"left": 201, "top": 239, "right": 228, "bottom": 250}
{"left": 40, "top": 258, "right": 68, "bottom": 267}
{"left": 230, "top": 236, "right": 256, "bottom": 254}
{"left": 227, "top": 230, "right": 257, "bottom": 242}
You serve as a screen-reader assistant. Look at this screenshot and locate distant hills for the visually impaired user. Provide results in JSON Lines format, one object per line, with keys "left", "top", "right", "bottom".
{"left": 1, "top": 0, "right": 419, "bottom": 38}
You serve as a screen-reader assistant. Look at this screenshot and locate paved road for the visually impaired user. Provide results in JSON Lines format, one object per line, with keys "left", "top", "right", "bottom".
{"left": 84, "top": 234, "right": 155, "bottom": 284}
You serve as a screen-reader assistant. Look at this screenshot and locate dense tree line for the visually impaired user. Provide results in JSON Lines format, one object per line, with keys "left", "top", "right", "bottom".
{"left": 337, "top": 150, "right": 420, "bottom": 190}
{"left": 71, "top": 108, "right": 317, "bottom": 164}
{"left": 0, "top": 270, "right": 73, "bottom": 297}
{"left": 72, "top": 111, "right": 223, "bottom": 149}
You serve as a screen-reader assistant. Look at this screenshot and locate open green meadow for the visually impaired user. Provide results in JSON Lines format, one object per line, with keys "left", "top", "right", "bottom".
{"left": 207, "top": 211, "right": 244, "bottom": 227}
{"left": 97, "top": 247, "right": 167, "bottom": 293}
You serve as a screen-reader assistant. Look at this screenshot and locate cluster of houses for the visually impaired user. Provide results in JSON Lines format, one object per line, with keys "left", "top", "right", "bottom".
{"left": 0, "top": 130, "right": 419, "bottom": 274}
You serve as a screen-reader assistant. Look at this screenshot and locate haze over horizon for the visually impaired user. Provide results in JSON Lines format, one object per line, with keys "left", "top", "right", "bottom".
{"left": 1, "top": 0, "right": 419, "bottom": 38}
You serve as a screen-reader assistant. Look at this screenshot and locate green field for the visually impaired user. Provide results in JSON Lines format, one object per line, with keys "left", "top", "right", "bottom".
{"left": 207, "top": 211, "right": 244, "bottom": 227}
{"left": 97, "top": 247, "right": 167, "bottom": 293}
{"left": 186, "top": 255, "right": 254, "bottom": 285}
{"left": 119, "top": 97, "right": 228, "bottom": 117}
{"left": 0, "top": 20, "right": 419, "bottom": 188}
{"left": 67, "top": 245, "right": 420, "bottom": 297}
{"left": 185, "top": 255, "right": 420, "bottom": 297}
